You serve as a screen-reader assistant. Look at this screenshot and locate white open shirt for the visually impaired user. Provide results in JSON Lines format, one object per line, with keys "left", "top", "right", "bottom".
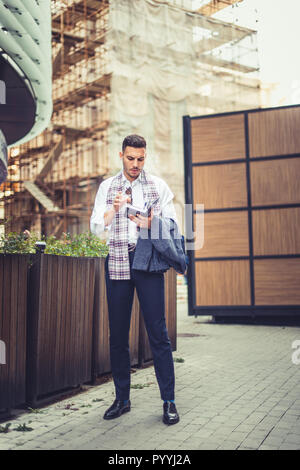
{"left": 90, "top": 171, "right": 177, "bottom": 244}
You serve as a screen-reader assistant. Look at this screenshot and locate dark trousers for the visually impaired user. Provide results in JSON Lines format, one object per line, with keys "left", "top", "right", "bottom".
{"left": 105, "top": 252, "right": 175, "bottom": 401}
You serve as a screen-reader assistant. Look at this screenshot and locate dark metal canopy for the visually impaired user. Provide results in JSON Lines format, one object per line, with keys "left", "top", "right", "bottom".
{"left": 0, "top": 55, "right": 36, "bottom": 146}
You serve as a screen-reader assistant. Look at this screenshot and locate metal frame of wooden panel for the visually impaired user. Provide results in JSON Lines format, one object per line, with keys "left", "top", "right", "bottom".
{"left": 183, "top": 104, "right": 300, "bottom": 317}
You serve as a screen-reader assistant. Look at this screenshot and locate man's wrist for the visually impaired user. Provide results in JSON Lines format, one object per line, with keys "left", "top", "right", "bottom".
{"left": 104, "top": 207, "right": 116, "bottom": 226}
{"left": 107, "top": 207, "right": 116, "bottom": 215}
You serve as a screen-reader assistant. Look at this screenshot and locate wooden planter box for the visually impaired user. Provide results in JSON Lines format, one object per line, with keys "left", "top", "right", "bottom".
{"left": 26, "top": 253, "right": 96, "bottom": 406}
{"left": 1, "top": 251, "right": 177, "bottom": 410}
{"left": 92, "top": 258, "right": 140, "bottom": 379}
{"left": 139, "top": 269, "right": 177, "bottom": 365}
{"left": 0, "top": 254, "right": 29, "bottom": 415}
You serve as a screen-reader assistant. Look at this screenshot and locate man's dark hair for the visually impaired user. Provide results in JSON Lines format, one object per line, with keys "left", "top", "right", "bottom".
{"left": 122, "top": 134, "right": 146, "bottom": 153}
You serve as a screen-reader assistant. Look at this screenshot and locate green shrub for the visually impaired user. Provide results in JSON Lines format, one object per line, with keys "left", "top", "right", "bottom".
{"left": 0, "top": 231, "right": 109, "bottom": 258}
{"left": 0, "top": 231, "right": 39, "bottom": 254}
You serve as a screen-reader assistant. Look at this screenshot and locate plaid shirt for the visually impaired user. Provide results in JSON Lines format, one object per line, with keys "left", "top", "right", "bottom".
{"left": 106, "top": 170, "right": 161, "bottom": 280}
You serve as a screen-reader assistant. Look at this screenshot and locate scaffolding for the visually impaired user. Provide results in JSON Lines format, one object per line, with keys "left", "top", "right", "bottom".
{"left": 1, "top": 0, "right": 262, "bottom": 237}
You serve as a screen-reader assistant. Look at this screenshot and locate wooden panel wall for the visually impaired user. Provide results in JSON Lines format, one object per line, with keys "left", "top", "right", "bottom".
{"left": 248, "top": 107, "right": 300, "bottom": 157}
{"left": 250, "top": 158, "right": 300, "bottom": 206}
{"left": 186, "top": 105, "right": 300, "bottom": 315}
{"left": 193, "top": 163, "right": 247, "bottom": 209}
{"left": 195, "top": 211, "right": 249, "bottom": 258}
{"left": 195, "top": 260, "right": 251, "bottom": 306}
{"left": 252, "top": 208, "right": 300, "bottom": 256}
{"left": 254, "top": 259, "right": 300, "bottom": 305}
{"left": 191, "top": 114, "right": 246, "bottom": 162}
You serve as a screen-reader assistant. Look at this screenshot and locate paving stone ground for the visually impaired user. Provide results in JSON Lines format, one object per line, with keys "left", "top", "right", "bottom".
{"left": 1, "top": 300, "right": 300, "bottom": 451}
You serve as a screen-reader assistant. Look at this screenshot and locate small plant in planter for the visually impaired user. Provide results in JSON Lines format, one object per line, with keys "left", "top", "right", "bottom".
{"left": 0, "top": 231, "right": 40, "bottom": 254}
{"left": 0, "top": 231, "right": 109, "bottom": 258}
{"left": 45, "top": 232, "right": 109, "bottom": 258}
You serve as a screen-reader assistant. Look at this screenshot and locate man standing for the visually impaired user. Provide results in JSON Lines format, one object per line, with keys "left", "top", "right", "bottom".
{"left": 90, "top": 134, "right": 180, "bottom": 425}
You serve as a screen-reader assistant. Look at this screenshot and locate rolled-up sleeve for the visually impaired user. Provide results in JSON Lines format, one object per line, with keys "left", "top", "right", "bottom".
{"left": 90, "top": 181, "right": 109, "bottom": 237}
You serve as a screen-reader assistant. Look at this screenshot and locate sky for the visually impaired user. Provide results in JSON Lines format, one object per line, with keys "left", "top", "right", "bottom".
{"left": 215, "top": 0, "right": 300, "bottom": 106}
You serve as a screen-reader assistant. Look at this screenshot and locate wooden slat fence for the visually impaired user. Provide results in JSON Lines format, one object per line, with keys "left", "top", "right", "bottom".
{"left": 0, "top": 253, "right": 177, "bottom": 411}
{"left": 26, "top": 254, "right": 96, "bottom": 406}
{"left": 0, "top": 255, "right": 28, "bottom": 414}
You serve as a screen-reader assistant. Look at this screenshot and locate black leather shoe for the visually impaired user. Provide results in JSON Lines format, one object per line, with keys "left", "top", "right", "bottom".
{"left": 103, "top": 399, "right": 131, "bottom": 420}
{"left": 163, "top": 401, "right": 180, "bottom": 425}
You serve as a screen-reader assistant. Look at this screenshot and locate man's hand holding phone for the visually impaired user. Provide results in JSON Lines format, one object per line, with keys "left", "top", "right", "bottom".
{"left": 129, "top": 208, "right": 153, "bottom": 229}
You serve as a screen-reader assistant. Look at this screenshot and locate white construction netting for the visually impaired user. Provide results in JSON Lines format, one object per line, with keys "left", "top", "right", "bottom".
{"left": 106, "top": 0, "right": 261, "bottom": 206}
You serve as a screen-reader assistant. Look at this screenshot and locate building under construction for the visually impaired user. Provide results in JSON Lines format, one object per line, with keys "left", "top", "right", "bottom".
{"left": 1, "top": 0, "right": 263, "bottom": 237}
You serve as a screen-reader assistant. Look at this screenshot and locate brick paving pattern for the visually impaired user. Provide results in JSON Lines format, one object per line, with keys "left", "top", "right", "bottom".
{"left": 0, "top": 299, "right": 300, "bottom": 450}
